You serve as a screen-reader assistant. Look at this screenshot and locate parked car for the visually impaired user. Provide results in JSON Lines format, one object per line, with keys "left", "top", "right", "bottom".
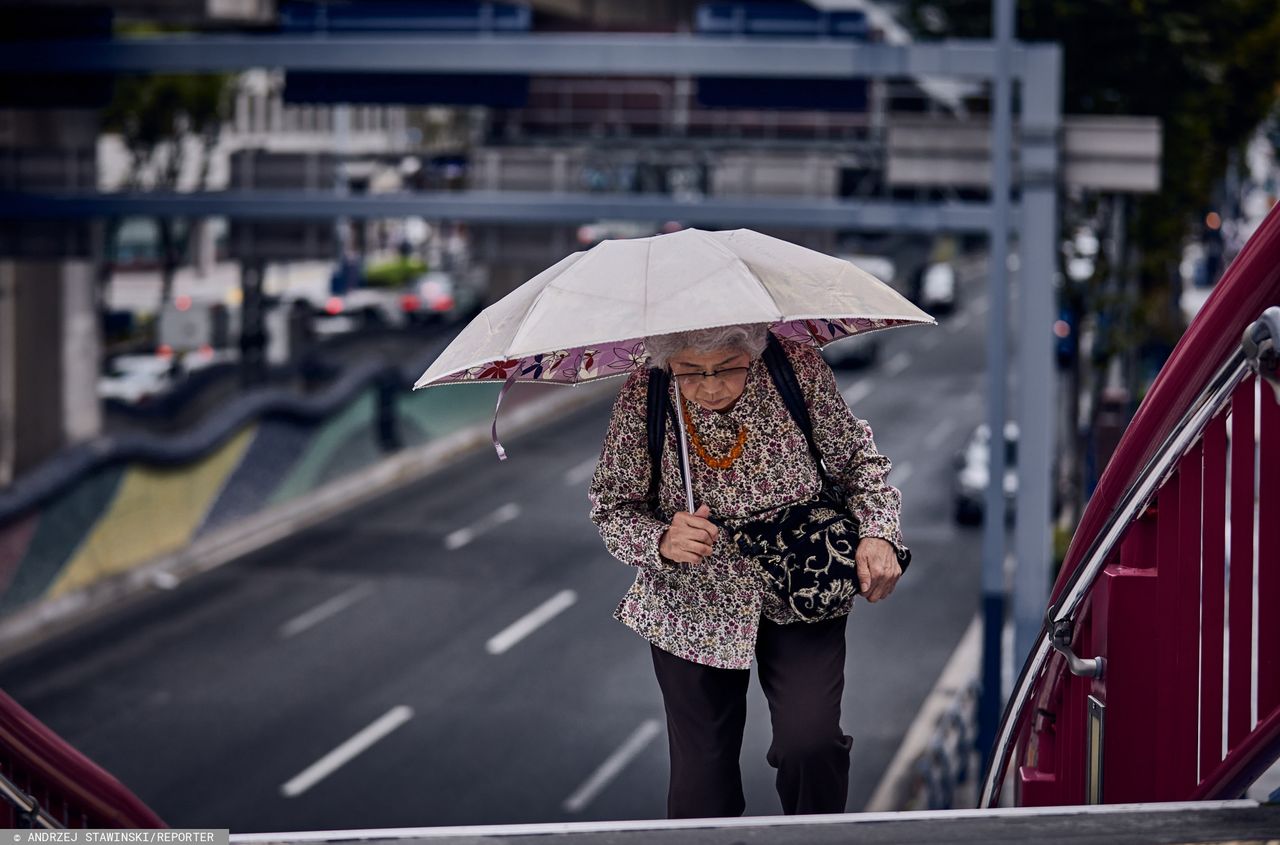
{"left": 915, "top": 260, "right": 958, "bottom": 313}
{"left": 314, "top": 287, "right": 410, "bottom": 331}
{"left": 98, "top": 354, "right": 176, "bottom": 405}
{"left": 953, "top": 421, "right": 1019, "bottom": 525}
{"left": 402, "top": 270, "right": 483, "bottom": 326}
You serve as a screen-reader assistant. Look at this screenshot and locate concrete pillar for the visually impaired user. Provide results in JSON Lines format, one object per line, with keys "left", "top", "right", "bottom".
{"left": 0, "top": 109, "right": 100, "bottom": 485}
{"left": 0, "top": 259, "right": 100, "bottom": 481}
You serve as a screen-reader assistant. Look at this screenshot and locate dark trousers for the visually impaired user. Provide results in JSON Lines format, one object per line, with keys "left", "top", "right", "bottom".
{"left": 649, "top": 613, "right": 853, "bottom": 818}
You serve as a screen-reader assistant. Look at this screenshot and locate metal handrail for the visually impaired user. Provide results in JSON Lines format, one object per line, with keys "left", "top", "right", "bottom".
{"left": 1048, "top": 351, "right": 1250, "bottom": 628}
{"left": 0, "top": 768, "right": 63, "bottom": 829}
{"left": 978, "top": 346, "right": 1253, "bottom": 807}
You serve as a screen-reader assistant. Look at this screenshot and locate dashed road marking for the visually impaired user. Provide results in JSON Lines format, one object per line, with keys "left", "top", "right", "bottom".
{"left": 925, "top": 418, "right": 957, "bottom": 450}
{"left": 565, "top": 456, "right": 598, "bottom": 486}
{"left": 281, "top": 706, "right": 413, "bottom": 798}
{"left": 279, "top": 583, "right": 376, "bottom": 639}
{"left": 563, "top": 719, "right": 663, "bottom": 813}
{"left": 948, "top": 311, "right": 973, "bottom": 333}
{"left": 445, "top": 502, "right": 521, "bottom": 551}
{"left": 893, "top": 462, "right": 914, "bottom": 487}
{"left": 843, "top": 379, "right": 874, "bottom": 406}
{"left": 885, "top": 352, "right": 913, "bottom": 377}
{"left": 486, "top": 589, "right": 579, "bottom": 655}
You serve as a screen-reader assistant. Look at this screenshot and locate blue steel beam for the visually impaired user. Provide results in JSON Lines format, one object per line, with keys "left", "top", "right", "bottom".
{"left": 0, "top": 35, "right": 1034, "bottom": 80}
{"left": 0, "top": 190, "right": 1001, "bottom": 232}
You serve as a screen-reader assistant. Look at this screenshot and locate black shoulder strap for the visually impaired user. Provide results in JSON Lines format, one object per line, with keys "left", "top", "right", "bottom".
{"left": 645, "top": 367, "right": 682, "bottom": 510}
{"left": 647, "top": 337, "right": 831, "bottom": 498}
{"left": 764, "top": 333, "right": 911, "bottom": 569}
{"left": 762, "top": 333, "right": 835, "bottom": 487}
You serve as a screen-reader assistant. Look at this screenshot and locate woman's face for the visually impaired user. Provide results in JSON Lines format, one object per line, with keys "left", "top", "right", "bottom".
{"left": 668, "top": 346, "right": 752, "bottom": 412}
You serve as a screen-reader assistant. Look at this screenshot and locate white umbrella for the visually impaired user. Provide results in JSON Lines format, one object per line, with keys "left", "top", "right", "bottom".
{"left": 413, "top": 227, "right": 935, "bottom": 506}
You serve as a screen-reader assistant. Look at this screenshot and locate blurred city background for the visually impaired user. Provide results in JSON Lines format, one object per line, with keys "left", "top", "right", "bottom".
{"left": 0, "top": 0, "right": 1278, "bottom": 835}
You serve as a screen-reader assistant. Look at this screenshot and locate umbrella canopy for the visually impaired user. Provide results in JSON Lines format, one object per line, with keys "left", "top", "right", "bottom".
{"left": 412, "top": 227, "right": 936, "bottom": 468}
{"left": 413, "top": 227, "right": 934, "bottom": 391}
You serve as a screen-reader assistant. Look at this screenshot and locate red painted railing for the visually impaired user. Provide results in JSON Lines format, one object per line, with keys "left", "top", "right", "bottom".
{"left": 0, "top": 690, "right": 165, "bottom": 827}
{"left": 982, "top": 201, "right": 1280, "bottom": 806}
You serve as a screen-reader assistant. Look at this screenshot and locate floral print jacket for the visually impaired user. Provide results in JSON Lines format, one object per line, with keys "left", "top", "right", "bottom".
{"left": 587, "top": 337, "right": 907, "bottom": 669}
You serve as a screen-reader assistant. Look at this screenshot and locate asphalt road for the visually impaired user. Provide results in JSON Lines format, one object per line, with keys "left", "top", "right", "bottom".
{"left": 0, "top": 262, "right": 996, "bottom": 833}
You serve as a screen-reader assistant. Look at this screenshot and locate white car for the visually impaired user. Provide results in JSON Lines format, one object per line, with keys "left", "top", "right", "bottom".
{"left": 917, "top": 260, "right": 958, "bottom": 313}
{"left": 953, "top": 421, "right": 1019, "bottom": 525}
{"left": 98, "top": 355, "right": 176, "bottom": 405}
{"left": 403, "top": 270, "right": 483, "bottom": 326}
{"left": 315, "top": 287, "right": 410, "bottom": 331}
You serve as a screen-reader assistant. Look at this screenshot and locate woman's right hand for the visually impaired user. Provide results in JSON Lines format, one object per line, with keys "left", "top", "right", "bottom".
{"left": 659, "top": 504, "right": 720, "bottom": 565}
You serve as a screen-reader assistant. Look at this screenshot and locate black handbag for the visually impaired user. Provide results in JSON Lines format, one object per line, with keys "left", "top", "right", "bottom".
{"left": 726, "top": 465, "right": 868, "bottom": 622}
{"left": 645, "top": 333, "right": 910, "bottom": 622}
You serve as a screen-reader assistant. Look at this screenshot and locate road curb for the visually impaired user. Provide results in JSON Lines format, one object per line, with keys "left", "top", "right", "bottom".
{"left": 0, "top": 379, "right": 620, "bottom": 663}
{"left": 864, "top": 614, "right": 982, "bottom": 812}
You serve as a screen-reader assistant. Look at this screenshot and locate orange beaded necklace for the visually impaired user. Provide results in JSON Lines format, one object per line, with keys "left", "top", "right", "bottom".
{"left": 678, "top": 392, "right": 748, "bottom": 470}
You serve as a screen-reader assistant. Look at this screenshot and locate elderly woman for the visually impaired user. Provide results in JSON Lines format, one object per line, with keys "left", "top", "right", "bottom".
{"left": 587, "top": 322, "right": 907, "bottom": 819}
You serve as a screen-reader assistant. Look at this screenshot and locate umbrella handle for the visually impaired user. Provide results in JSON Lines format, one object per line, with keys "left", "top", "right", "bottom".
{"left": 671, "top": 376, "right": 696, "bottom": 514}
{"left": 491, "top": 372, "right": 519, "bottom": 461}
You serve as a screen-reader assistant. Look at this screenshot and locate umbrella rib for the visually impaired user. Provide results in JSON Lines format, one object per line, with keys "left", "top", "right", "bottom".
{"left": 498, "top": 250, "right": 591, "bottom": 359}
{"left": 503, "top": 284, "right": 550, "bottom": 361}
{"left": 644, "top": 238, "right": 651, "bottom": 338}
{"left": 696, "top": 230, "right": 785, "bottom": 320}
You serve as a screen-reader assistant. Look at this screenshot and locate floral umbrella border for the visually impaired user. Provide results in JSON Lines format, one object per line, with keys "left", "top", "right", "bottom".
{"left": 417, "top": 316, "right": 926, "bottom": 460}
{"left": 415, "top": 316, "right": 920, "bottom": 390}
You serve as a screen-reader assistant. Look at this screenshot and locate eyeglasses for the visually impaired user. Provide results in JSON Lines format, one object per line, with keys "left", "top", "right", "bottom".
{"left": 670, "top": 365, "right": 750, "bottom": 388}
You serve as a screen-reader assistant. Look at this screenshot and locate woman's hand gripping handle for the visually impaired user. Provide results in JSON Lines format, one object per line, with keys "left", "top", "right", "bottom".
{"left": 659, "top": 503, "right": 720, "bottom": 566}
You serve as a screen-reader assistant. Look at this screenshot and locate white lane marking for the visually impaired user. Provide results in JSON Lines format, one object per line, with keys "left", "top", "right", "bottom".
{"left": 885, "top": 352, "right": 913, "bottom": 377}
{"left": 486, "top": 589, "right": 579, "bottom": 655}
{"left": 281, "top": 706, "right": 413, "bottom": 798}
{"left": 279, "top": 584, "right": 376, "bottom": 639}
{"left": 892, "top": 461, "right": 914, "bottom": 487}
{"left": 924, "top": 417, "right": 957, "bottom": 450}
{"left": 564, "top": 456, "right": 598, "bottom": 486}
{"left": 948, "top": 311, "right": 973, "bottom": 334}
{"left": 444, "top": 502, "right": 521, "bottom": 550}
{"left": 865, "top": 616, "right": 980, "bottom": 811}
{"left": 563, "top": 719, "right": 663, "bottom": 813}
{"left": 842, "top": 378, "right": 873, "bottom": 406}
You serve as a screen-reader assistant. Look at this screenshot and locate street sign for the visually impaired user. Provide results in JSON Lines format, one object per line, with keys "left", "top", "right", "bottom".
{"left": 887, "top": 114, "right": 1161, "bottom": 193}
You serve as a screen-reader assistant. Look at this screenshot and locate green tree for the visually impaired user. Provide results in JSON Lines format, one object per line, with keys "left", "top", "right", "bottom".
{"left": 908, "top": 1, "right": 1280, "bottom": 345}
{"left": 102, "top": 73, "right": 233, "bottom": 310}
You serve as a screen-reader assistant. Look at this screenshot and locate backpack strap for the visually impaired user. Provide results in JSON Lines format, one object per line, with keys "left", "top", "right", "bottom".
{"left": 645, "top": 367, "right": 683, "bottom": 512}
{"left": 647, "top": 335, "right": 831, "bottom": 501}
{"left": 762, "top": 333, "right": 837, "bottom": 489}
{"left": 763, "top": 333, "right": 911, "bottom": 569}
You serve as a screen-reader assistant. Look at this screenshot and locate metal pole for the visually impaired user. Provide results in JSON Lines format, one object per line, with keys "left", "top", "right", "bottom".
{"left": 1012, "top": 43, "right": 1063, "bottom": 685}
{"left": 333, "top": 102, "right": 352, "bottom": 283}
{"left": 978, "top": 0, "right": 1014, "bottom": 772}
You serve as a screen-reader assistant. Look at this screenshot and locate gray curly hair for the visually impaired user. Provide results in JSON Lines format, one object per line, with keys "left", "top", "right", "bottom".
{"left": 644, "top": 323, "right": 771, "bottom": 371}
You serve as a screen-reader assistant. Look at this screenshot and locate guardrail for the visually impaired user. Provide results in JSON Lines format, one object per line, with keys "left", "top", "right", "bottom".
{"left": 981, "top": 202, "right": 1280, "bottom": 805}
